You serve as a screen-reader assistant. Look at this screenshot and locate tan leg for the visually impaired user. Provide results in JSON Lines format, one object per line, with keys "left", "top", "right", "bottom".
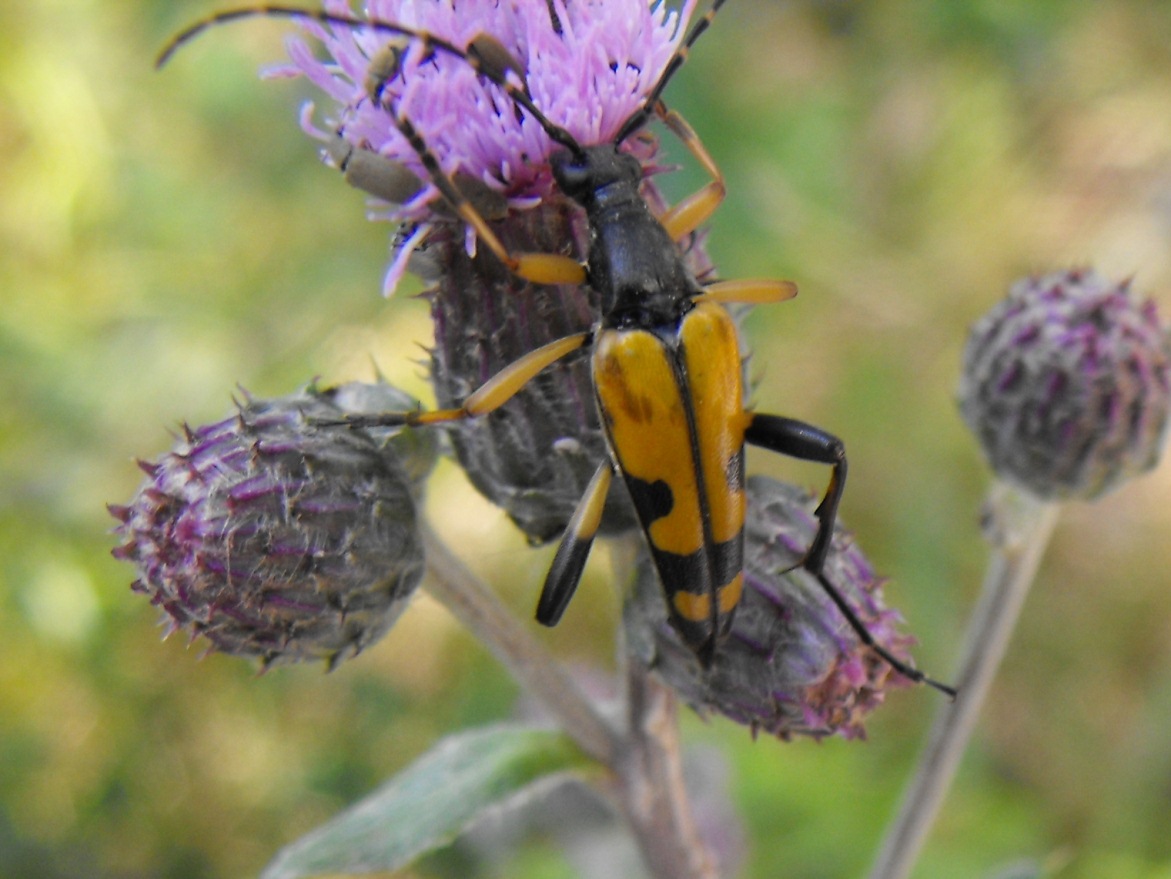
{"left": 461, "top": 332, "right": 591, "bottom": 416}
{"left": 394, "top": 117, "right": 587, "bottom": 285}
{"left": 367, "top": 33, "right": 585, "bottom": 285}
{"left": 336, "top": 331, "right": 592, "bottom": 430}
{"left": 695, "top": 279, "right": 798, "bottom": 305}
{"left": 654, "top": 104, "right": 727, "bottom": 242}
{"left": 536, "top": 460, "right": 615, "bottom": 626}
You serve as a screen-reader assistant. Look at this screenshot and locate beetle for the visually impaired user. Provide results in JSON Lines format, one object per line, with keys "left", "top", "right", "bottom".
{"left": 160, "top": 2, "right": 954, "bottom": 694}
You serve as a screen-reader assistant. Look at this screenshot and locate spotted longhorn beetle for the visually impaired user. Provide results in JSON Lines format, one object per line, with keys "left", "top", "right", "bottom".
{"left": 160, "top": 2, "right": 955, "bottom": 695}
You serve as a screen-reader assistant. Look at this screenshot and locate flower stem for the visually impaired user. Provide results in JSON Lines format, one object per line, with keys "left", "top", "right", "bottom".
{"left": 423, "top": 523, "right": 715, "bottom": 879}
{"left": 601, "top": 534, "right": 718, "bottom": 879}
{"left": 612, "top": 661, "right": 719, "bottom": 879}
{"left": 866, "top": 483, "right": 1060, "bottom": 879}
{"left": 419, "top": 520, "right": 621, "bottom": 766}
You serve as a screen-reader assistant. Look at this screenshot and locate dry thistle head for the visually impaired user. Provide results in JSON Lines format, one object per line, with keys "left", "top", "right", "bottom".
{"left": 626, "top": 477, "right": 914, "bottom": 740}
{"left": 958, "top": 268, "right": 1171, "bottom": 500}
{"left": 111, "top": 382, "right": 436, "bottom": 670}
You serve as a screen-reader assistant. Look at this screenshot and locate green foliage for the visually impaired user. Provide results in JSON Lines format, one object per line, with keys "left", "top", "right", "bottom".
{"left": 262, "top": 726, "right": 591, "bottom": 879}
{"left": 4, "top": 0, "right": 1171, "bottom": 877}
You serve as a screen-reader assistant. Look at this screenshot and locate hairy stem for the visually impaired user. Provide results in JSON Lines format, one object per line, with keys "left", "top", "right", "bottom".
{"left": 605, "top": 538, "right": 718, "bottom": 879}
{"left": 867, "top": 484, "right": 1060, "bottom": 879}
{"left": 616, "top": 663, "right": 718, "bottom": 879}
{"left": 420, "top": 520, "right": 621, "bottom": 766}
{"left": 424, "top": 523, "right": 715, "bottom": 878}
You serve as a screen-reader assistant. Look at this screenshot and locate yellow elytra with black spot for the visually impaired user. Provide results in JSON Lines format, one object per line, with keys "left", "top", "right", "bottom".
{"left": 592, "top": 301, "right": 750, "bottom": 653}
{"left": 160, "top": 1, "right": 953, "bottom": 689}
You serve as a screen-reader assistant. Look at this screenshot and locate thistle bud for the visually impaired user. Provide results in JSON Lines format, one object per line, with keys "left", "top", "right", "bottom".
{"left": 110, "top": 382, "right": 435, "bottom": 669}
{"left": 426, "top": 205, "right": 639, "bottom": 544}
{"left": 625, "top": 477, "right": 912, "bottom": 740}
{"left": 958, "top": 268, "right": 1171, "bottom": 500}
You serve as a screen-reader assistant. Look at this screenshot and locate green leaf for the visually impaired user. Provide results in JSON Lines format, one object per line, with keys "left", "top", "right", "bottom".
{"left": 260, "top": 725, "right": 594, "bottom": 879}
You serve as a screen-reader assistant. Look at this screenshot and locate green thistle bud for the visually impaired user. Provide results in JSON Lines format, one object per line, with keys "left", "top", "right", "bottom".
{"left": 110, "top": 382, "right": 435, "bottom": 670}
{"left": 625, "top": 477, "right": 912, "bottom": 740}
{"left": 958, "top": 268, "right": 1171, "bottom": 500}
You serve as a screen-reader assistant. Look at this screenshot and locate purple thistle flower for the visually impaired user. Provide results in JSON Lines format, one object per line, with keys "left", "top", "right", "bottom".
{"left": 280, "top": 0, "right": 695, "bottom": 193}
{"left": 263, "top": 0, "right": 714, "bottom": 542}
{"left": 269, "top": 0, "right": 699, "bottom": 293}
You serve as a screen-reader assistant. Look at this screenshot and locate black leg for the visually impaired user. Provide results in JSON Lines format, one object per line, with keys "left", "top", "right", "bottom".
{"left": 745, "top": 413, "right": 955, "bottom": 697}
{"left": 744, "top": 413, "right": 846, "bottom": 574}
{"left": 536, "top": 461, "right": 614, "bottom": 627}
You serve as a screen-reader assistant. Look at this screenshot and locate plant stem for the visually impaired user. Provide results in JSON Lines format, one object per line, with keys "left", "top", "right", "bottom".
{"left": 866, "top": 484, "right": 1060, "bottom": 879}
{"left": 419, "top": 520, "right": 621, "bottom": 766}
{"left": 597, "top": 538, "right": 717, "bottom": 879}
{"left": 613, "top": 662, "right": 719, "bottom": 879}
{"left": 423, "top": 523, "right": 715, "bottom": 879}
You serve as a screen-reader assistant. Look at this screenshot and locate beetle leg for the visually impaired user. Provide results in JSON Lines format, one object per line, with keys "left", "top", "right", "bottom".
{"left": 392, "top": 116, "right": 587, "bottom": 285}
{"left": 744, "top": 414, "right": 847, "bottom": 574}
{"left": 695, "top": 278, "right": 798, "bottom": 305}
{"left": 744, "top": 414, "right": 956, "bottom": 697}
{"left": 536, "top": 460, "right": 615, "bottom": 626}
{"left": 655, "top": 104, "right": 727, "bottom": 242}
{"left": 328, "top": 331, "right": 591, "bottom": 429}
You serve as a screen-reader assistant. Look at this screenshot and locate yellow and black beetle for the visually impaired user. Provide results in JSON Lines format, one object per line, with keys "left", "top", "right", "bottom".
{"left": 160, "top": 2, "right": 953, "bottom": 694}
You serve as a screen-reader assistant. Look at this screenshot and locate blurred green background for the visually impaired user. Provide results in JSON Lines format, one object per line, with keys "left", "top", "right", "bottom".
{"left": 4, "top": 0, "right": 1171, "bottom": 877}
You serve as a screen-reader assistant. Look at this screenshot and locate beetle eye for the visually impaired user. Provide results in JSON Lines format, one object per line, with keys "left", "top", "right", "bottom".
{"left": 549, "top": 151, "right": 590, "bottom": 198}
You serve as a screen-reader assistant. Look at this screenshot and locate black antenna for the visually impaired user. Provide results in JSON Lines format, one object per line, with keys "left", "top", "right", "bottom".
{"left": 156, "top": 5, "right": 581, "bottom": 152}
{"left": 614, "top": 0, "right": 728, "bottom": 144}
